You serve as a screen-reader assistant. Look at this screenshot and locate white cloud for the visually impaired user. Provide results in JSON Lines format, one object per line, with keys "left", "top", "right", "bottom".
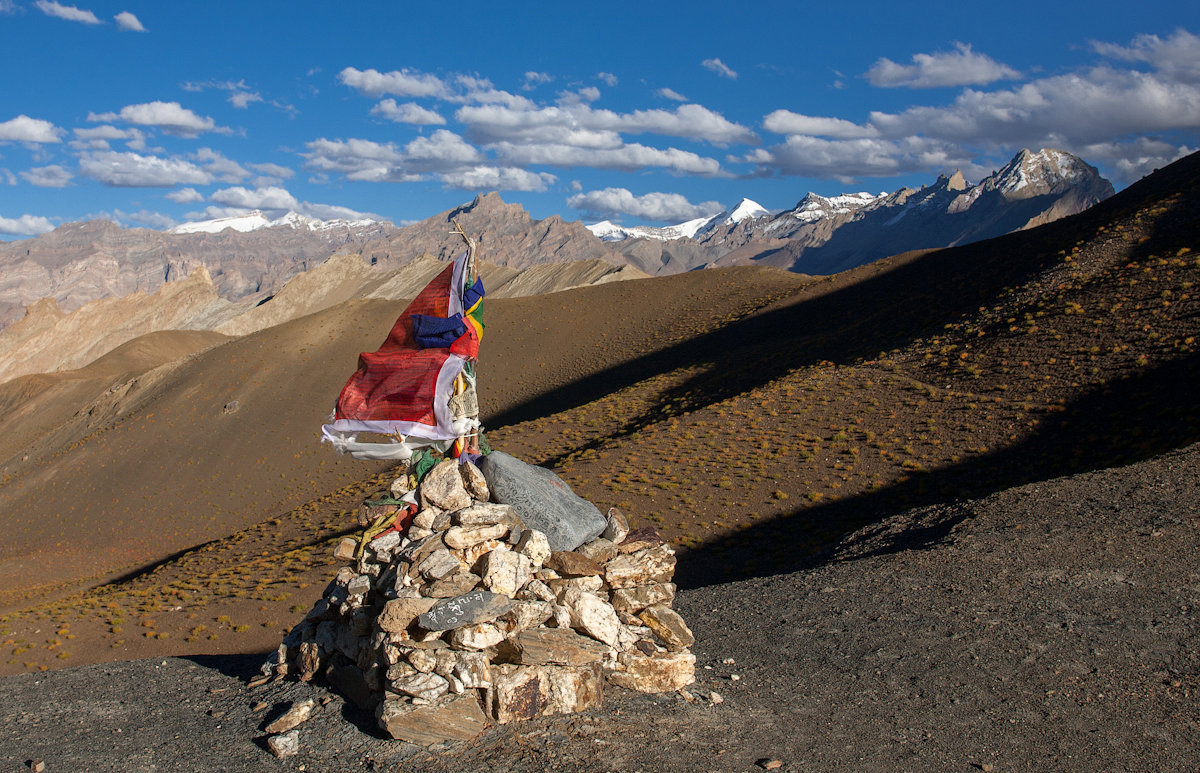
{"left": 302, "top": 132, "right": 485, "bottom": 182}
{"left": 0, "top": 115, "right": 63, "bottom": 143}
{"left": 193, "top": 147, "right": 250, "bottom": 183}
{"left": 20, "top": 165, "right": 72, "bottom": 187}
{"left": 402, "top": 130, "right": 481, "bottom": 168}
{"left": 657, "top": 88, "right": 688, "bottom": 102}
{"left": 370, "top": 99, "right": 446, "bottom": 125}
{"left": 0, "top": 213, "right": 56, "bottom": 236}
{"left": 702, "top": 58, "right": 737, "bottom": 79}
{"left": 763, "top": 110, "right": 879, "bottom": 139}
{"left": 247, "top": 162, "right": 294, "bottom": 179}
{"left": 437, "top": 166, "right": 555, "bottom": 191}
{"left": 1092, "top": 29, "right": 1200, "bottom": 83}
{"left": 210, "top": 185, "right": 300, "bottom": 211}
{"left": 743, "top": 135, "right": 968, "bottom": 184}
{"left": 567, "top": 188, "right": 723, "bottom": 222}
{"left": 1077, "top": 137, "right": 1193, "bottom": 182}
{"left": 339, "top": 66, "right": 447, "bottom": 98}
{"left": 302, "top": 137, "right": 405, "bottom": 179}
{"left": 0, "top": 168, "right": 17, "bottom": 185}
{"left": 229, "top": 90, "right": 262, "bottom": 109}
{"left": 0, "top": 1, "right": 19, "bottom": 14}
{"left": 522, "top": 71, "right": 553, "bottom": 90}
{"left": 495, "top": 141, "right": 723, "bottom": 175}
{"left": 165, "top": 187, "right": 204, "bottom": 203}
{"left": 78, "top": 150, "right": 211, "bottom": 187}
{"left": 457, "top": 102, "right": 755, "bottom": 146}
{"left": 35, "top": 0, "right": 100, "bottom": 24}
{"left": 89, "top": 101, "right": 221, "bottom": 136}
{"left": 597, "top": 72, "right": 618, "bottom": 87}
{"left": 114, "top": 10, "right": 145, "bottom": 31}
{"left": 100, "top": 208, "right": 175, "bottom": 229}
{"left": 866, "top": 43, "right": 1019, "bottom": 89}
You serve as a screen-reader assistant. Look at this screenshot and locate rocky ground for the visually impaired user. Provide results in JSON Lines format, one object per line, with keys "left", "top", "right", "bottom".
{"left": 3, "top": 439, "right": 1195, "bottom": 773}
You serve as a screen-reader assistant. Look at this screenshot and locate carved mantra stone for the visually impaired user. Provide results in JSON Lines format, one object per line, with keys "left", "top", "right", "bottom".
{"left": 478, "top": 451, "right": 606, "bottom": 552}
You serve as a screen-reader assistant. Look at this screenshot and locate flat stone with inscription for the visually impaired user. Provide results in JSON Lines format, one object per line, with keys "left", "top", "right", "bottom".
{"left": 478, "top": 451, "right": 606, "bottom": 552}
{"left": 418, "top": 589, "right": 513, "bottom": 631}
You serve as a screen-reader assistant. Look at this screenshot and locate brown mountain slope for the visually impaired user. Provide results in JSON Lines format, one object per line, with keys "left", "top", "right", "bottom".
{"left": 0, "top": 151, "right": 1196, "bottom": 678}
{"left": 0, "top": 265, "right": 804, "bottom": 613}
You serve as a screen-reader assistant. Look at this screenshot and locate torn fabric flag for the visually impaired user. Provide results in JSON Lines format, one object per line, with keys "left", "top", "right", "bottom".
{"left": 321, "top": 250, "right": 484, "bottom": 460}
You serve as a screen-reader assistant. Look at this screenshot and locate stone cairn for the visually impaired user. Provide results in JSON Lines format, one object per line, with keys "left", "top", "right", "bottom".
{"left": 267, "top": 450, "right": 695, "bottom": 746}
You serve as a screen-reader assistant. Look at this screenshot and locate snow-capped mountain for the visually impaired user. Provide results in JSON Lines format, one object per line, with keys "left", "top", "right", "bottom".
{"left": 586, "top": 198, "right": 769, "bottom": 243}
{"left": 782, "top": 192, "right": 887, "bottom": 226}
{"left": 168, "top": 210, "right": 383, "bottom": 235}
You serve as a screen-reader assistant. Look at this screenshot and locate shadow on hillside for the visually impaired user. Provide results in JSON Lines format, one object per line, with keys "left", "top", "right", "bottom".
{"left": 672, "top": 348, "right": 1200, "bottom": 589}
{"left": 480, "top": 152, "right": 1200, "bottom": 589}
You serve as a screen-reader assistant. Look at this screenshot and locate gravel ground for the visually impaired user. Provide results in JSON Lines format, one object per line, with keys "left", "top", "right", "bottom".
{"left": 2, "top": 443, "right": 1197, "bottom": 773}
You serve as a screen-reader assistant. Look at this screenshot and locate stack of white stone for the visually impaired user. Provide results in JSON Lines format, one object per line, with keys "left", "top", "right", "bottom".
{"left": 271, "top": 457, "right": 695, "bottom": 745}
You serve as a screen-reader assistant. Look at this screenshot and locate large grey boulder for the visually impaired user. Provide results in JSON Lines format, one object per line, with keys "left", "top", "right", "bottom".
{"left": 477, "top": 451, "right": 606, "bottom": 552}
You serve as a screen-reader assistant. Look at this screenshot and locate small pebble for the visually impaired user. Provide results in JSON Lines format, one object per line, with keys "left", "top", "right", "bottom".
{"left": 709, "top": 691, "right": 724, "bottom": 705}
{"left": 756, "top": 759, "right": 783, "bottom": 770}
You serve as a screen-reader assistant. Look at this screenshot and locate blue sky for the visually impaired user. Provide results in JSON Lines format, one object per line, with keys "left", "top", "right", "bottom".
{"left": 0, "top": 0, "right": 1197, "bottom": 238}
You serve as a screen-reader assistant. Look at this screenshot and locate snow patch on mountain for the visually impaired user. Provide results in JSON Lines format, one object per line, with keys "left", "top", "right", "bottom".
{"left": 586, "top": 199, "right": 767, "bottom": 243}
{"left": 169, "top": 210, "right": 380, "bottom": 235}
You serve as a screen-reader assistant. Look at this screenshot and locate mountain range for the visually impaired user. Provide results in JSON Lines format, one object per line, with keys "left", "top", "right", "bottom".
{"left": 0, "top": 148, "right": 1112, "bottom": 383}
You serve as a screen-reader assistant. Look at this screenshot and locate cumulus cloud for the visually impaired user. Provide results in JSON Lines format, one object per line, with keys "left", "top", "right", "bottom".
{"left": 1092, "top": 28, "right": 1200, "bottom": 83}
{"left": 78, "top": 150, "right": 211, "bottom": 187}
{"left": 370, "top": 99, "right": 446, "bottom": 125}
{"left": 657, "top": 88, "right": 688, "bottom": 102}
{"left": 597, "top": 72, "right": 618, "bottom": 87}
{"left": 88, "top": 101, "right": 221, "bottom": 136}
{"left": 763, "top": 110, "right": 879, "bottom": 139}
{"left": 702, "top": 58, "right": 737, "bottom": 79}
{"left": 495, "top": 141, "right": 723, "bottom": 175}
{"left": 866, "top": 43, "right": 1019, "bottom": 88}
{"left": 0, "top": 213, "right": 56, "bottom": 236}
{"left": 0, "top": 115, "right": 63, "bottom": 143}
{"left": 35, "top": 0, "right": 99, "bottom": 24}
{"left": 457, "top": 102, "right": 755, "bottom": 146}
{"left": 438, "top": 166, "right": 556, "bottom": 191}
{"left": 247, "top": 162, "right": 294, "bottom": 179}
{"left": 567, "top": 187, "right": 723, "bottom": 222}
{"left": 210, "top": 185, "right": 300, "bottom": 211}
{"left": 522, "top": 71, "right": 553, "bottom": 90}
{"left": 742, "top": 135, "right": 970, "bottom": 184}
{"left": 20, "top": 165, "right": 72, "bottom": 187}
{"left": 339, "top": 66, "right": 447, "bottom": 98}
{"left": 193, "top": 147, "right": 250, "bottom": 183}
{"left": 302, "top": 131, "right": 483, "bottom": 182}
{"left": 100, "top": 208, "right": 175, "bottom": 229}
{"left": 165, "top": 187, "right": 204, "bottom": 203}
{"left": 114, "top": 10, "right": 145, "bottom": 31}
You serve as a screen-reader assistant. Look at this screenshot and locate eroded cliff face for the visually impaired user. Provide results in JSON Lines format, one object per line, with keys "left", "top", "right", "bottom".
{"left": 0, "top": 218, "right": 396, "bottom": 327}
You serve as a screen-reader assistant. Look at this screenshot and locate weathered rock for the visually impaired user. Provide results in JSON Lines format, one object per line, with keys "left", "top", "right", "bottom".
{"left": 577, "top": 537, "right": 619, "bottom": 564}
{"left": 266, "top": 730, "right": 300, "bottom": 758}
{"left": 454, "top": 502, "right": 518, "bottom": 527}
{"left": 406, "top": 648, "right": 438, "bottom": 673}
{"left": 453, "top": 650, "right": 492, "bottom": 688}
{"left": 376, "top": 693, "right": 489, "bottom": 745}
{"left": 390, "top": 671, "right": 449, "bottom": 702}
{"left": 606, "top": 650, "right": 695, "bottom": 693}
{"left": 518, "top": 578, "right": 556, "bottom": 603}
{"left": 333, "top": 537, "right": 357, "bottom": 561}
{"left": 346, "top": 574, "right": 372, "bottom": 596}
{"left": 477, "top": 451, "right": 606, "bottom": 551}
{"left": 296, "top": 641, "right": 322, "bottom": 682}
{"left": 480, "top": 547, "right": 533, "bottom": 598}
{"left": 418, "top": 590, "right": 513, "bottom": 631}
{"left": 616, "top": 527, "right": 664, "bottom": 553}
{"left": 545, "top": 551, "right": 603, "bottom": 577}
{"left": 460, "top": 460, "right": 490, "bottom": 500}
{"left": 411, "top": 507, "right": 449, "bottom": 532}
{"left": 488, "top": 663, "right": 603, "bottom": 723}
{"left": 499, "top": 626, "right": 612, "bottom": 666}
{"left": 444, "top": 523, "right": 509, "bottom": 550}
{"left": 418, "top": 548, "right": 462, "bottom": 581}
{"left": 515, "top": 529, "right": 551, "bottom": 568}
{"left": 550, "top": 575, "right": 605, "bottom": 603}
{"left": 502, "top": 600, "right": 554, "bottom": 633}
{"left": 639, "top": 604, "right": 695, "bottom": 651}
{"left": 377, "top": 597, "right": 437, "bottom": 634}
{"left": 460, "top": 538, "right": 506, "bottom": 567}
{"left": 264, "top": 698, "right": 316, "bottom": 734}
{"left": 567, "top": 590, "right": 623, "bottom": 647}
{"left": 420, "top": 459, "right": 472, "bottom": 512}
{"left": 604, "top": 545, "right": 676, "bottom": 589}
{"left": 601, "top": 507, "right": 630, "bottom": 543}
{"left": 449, "top": 622, "right": 507, "bottom": 650}
{"left": 610, "top": 583, "right": 676, "bottom": 615}
{"left": 422, "top": 568, "right": 481, "bottom": 598}
{"left": 368, "top": 530, "right": 402, "bottom": 561}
